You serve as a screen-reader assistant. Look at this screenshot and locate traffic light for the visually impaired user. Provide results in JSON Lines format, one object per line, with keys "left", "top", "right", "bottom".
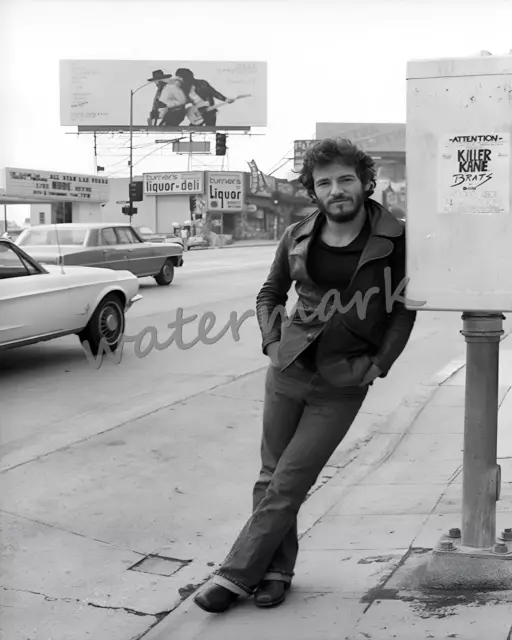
{"left": 122, "top": 205, "right": 137, "bottom": 216}
{"left": 215, "top": 133, "right": 227, "bottom": 156}
{"left": 129, "top": 181, "right": 143, "bottom": 201}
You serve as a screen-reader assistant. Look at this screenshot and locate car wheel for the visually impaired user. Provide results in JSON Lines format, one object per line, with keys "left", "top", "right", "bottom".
{"left": 154, "top": 259, "right": 174, "bottom": 286}
{"left": 79, "top": 293, "right": 125, "bottom": 355}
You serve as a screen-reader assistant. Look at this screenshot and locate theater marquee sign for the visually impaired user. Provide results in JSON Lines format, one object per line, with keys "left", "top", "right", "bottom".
{"left": 4, "top": 168, "right": 109, "bottom": 202}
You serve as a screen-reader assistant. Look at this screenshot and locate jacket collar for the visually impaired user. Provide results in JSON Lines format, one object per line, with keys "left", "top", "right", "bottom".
{"left": 290, "top": 198, "right": 404, "bottom": 242}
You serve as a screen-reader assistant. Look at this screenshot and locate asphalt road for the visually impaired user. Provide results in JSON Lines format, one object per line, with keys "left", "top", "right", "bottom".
{"left": 1, "top": 245, "right": 468, "bottom": 468}
{"left": 0, "top": 245, "right": 501, "bottom": 639}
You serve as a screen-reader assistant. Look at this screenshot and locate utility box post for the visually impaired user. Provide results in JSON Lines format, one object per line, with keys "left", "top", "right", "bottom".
{"left": 460, "top": 312, "right": 504, "bottom": 549}
{"left": 406, "top": 52, "right": 512, "bottom": 589}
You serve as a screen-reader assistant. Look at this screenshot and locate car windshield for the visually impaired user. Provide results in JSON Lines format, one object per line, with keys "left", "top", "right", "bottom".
{"left": 18, "top": 229, "right": 87, "bottom": 246}
{"left": 137, "top": 227, "right": 154, "bottom": 234}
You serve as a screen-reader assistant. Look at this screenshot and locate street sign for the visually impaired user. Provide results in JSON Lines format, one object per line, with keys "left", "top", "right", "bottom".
{"left": 172, "top": 141, "right": 211, "bottom": 154}
{"left": 116, "top": 200, "right": 129, "bottom": 204}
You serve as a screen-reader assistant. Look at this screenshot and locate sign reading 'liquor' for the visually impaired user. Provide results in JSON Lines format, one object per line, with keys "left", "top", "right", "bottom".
{"left": 207, "top": 172, "right": 244, "bottom": 212}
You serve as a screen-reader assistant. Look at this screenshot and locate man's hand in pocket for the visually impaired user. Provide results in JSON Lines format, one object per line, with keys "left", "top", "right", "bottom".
{"left": 266, "top": 341, "right": 280, "bottom": 367}
{"left": 360, "top": 363, "right": 382, "bottom": 386}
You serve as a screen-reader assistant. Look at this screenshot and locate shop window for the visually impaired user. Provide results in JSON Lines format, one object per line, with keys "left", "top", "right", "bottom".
{"left": 51, "top": 202, "right": 72, "bottom": 224}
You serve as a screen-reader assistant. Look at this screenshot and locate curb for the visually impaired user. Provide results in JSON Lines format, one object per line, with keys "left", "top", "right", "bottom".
{"left": 219, "top": 243, "right": 278, "bottom": 249}
{"left": 139, "top": 357, "right": 465, "bottom": 640}
{"left": 188, "top": 243, "right": 277, "bottom": 251}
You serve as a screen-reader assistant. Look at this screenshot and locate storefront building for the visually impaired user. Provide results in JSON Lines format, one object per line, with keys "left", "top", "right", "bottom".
{"left": 5, "top": 165, "right": 307, "bottom": 238}
{"left": 0, "top": 168, "right": 110, "bottom": 226}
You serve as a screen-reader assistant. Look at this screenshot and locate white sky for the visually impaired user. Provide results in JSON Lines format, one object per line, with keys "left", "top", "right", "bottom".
{"left": 1, "top": 0, "right": 511, "bottom": 223}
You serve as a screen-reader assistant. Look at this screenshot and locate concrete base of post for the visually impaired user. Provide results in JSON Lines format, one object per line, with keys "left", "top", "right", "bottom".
{"left": 419, "top": 533, "right": 512, "bottom": 590}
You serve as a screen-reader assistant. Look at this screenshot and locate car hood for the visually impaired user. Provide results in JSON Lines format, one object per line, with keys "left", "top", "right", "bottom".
{"left": 43, "top": 264, "right": 136, "bottom": 281}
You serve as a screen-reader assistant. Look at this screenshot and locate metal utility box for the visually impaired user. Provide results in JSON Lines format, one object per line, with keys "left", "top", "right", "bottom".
{"left": 405, "top": 54, "right": 512, "bottom": 311}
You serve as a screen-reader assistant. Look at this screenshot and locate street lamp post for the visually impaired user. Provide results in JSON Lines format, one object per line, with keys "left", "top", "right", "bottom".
{"left": 129, "top": 82, "right": 152, "bottom": 223}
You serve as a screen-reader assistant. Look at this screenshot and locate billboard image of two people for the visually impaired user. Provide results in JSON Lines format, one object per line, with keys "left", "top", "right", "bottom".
{"left": 60, "top": 60, "right": 267, "bottom": 129}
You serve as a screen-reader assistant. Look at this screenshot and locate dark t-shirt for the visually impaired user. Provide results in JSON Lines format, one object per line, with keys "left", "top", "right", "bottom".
{"left": 298, "top": 218, "right": 370, "bottom": 366}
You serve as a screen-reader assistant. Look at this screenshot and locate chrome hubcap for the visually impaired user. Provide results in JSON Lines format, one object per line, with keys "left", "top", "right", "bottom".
{"left": 99, "top": 303, "right": 123, "bottom": 344}
{"left": 106, "top": 314, "right": 118, "bottom": 331}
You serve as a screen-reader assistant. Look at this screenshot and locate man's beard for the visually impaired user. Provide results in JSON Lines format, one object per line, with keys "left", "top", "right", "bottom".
{"left": 318, "top": 192, "right": 365, "bottom": 223}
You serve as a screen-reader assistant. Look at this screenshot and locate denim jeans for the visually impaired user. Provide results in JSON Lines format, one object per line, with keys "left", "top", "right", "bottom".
{"left": 212, "top": 360, "right": 369, "bottom": 596}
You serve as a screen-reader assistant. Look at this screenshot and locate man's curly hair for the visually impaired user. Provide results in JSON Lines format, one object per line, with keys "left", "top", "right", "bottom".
{"left": 298, "top": 138, "right": 377, "bottom": 202}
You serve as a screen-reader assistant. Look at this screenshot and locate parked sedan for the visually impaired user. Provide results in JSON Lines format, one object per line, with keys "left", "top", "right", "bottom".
{"left": 16, "top": 223, "right": 184, "bottom": 286}
{"left": 187, "top": 235, "right": 209, "bottom": 250}
{"left": 0, "top": 239, "right": 141, "bottom": 354}
{"left": 134, "top": 226, "right": 183, "bottom": 247}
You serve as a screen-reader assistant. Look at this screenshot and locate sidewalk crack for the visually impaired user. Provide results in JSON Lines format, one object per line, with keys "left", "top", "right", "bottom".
{"left": 0, "top": 586, "right": 166, "bottom": 619}
{"left": 359, "top": 547, "right": 412, "bottom": 613}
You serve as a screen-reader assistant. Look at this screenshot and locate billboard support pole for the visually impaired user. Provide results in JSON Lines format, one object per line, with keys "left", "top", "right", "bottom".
{"left": 188, "top": 133, "right": 193, "bottom": 171}
{"left": 129, "top": 81, "right": 152, "bottom": 223}
{"left": 129, "top": 89, "right": 134, "bottom": 224}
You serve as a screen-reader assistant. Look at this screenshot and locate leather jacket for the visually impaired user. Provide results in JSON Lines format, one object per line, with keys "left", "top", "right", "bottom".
{"left": 256, "top": 199, "right": 417, "bottom": 387}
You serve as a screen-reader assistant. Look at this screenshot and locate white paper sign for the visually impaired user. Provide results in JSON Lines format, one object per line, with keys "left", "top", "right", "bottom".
{"left": 438, "top": 132, "right": 510, "bottom": 215}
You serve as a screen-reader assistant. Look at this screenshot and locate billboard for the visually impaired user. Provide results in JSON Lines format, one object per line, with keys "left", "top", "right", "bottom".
{"left": 60, "top": 60, "right": 267, "bottom": 129}
{"left": 207, "top": 172, "right": 244, "bottom": 212}
{"left": 315, "top": 123, "right": 405, "bottom": 153}
{"left": 143, "top": 171, "right": 204, "bottom": 196}
{"left": 4, "top": 168, "right": 109, "bottom": 202}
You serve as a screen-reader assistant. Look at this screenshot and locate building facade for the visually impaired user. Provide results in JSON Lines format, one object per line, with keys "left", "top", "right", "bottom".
{"left": 15, "top": 166, "right": 313, "bottom": 240}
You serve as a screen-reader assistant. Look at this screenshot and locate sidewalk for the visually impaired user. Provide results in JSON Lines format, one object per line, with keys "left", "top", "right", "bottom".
{"left": 219, "top": 239, "right": 279, "bottom": 249}
{"left": 145, "top": 339, "right": 512, "bottom": 640}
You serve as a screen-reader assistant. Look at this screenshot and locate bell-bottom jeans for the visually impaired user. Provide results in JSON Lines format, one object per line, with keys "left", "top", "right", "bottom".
{"left": 211, "top": 359, "right": 369, "bottom": 596}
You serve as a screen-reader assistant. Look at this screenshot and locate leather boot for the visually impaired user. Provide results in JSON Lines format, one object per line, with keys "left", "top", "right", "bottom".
{"left": 194, "top": 583, "right": 239, "bottom": 613}
{"left": 254, "top": 580, "right": 290, "bottom": 608}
